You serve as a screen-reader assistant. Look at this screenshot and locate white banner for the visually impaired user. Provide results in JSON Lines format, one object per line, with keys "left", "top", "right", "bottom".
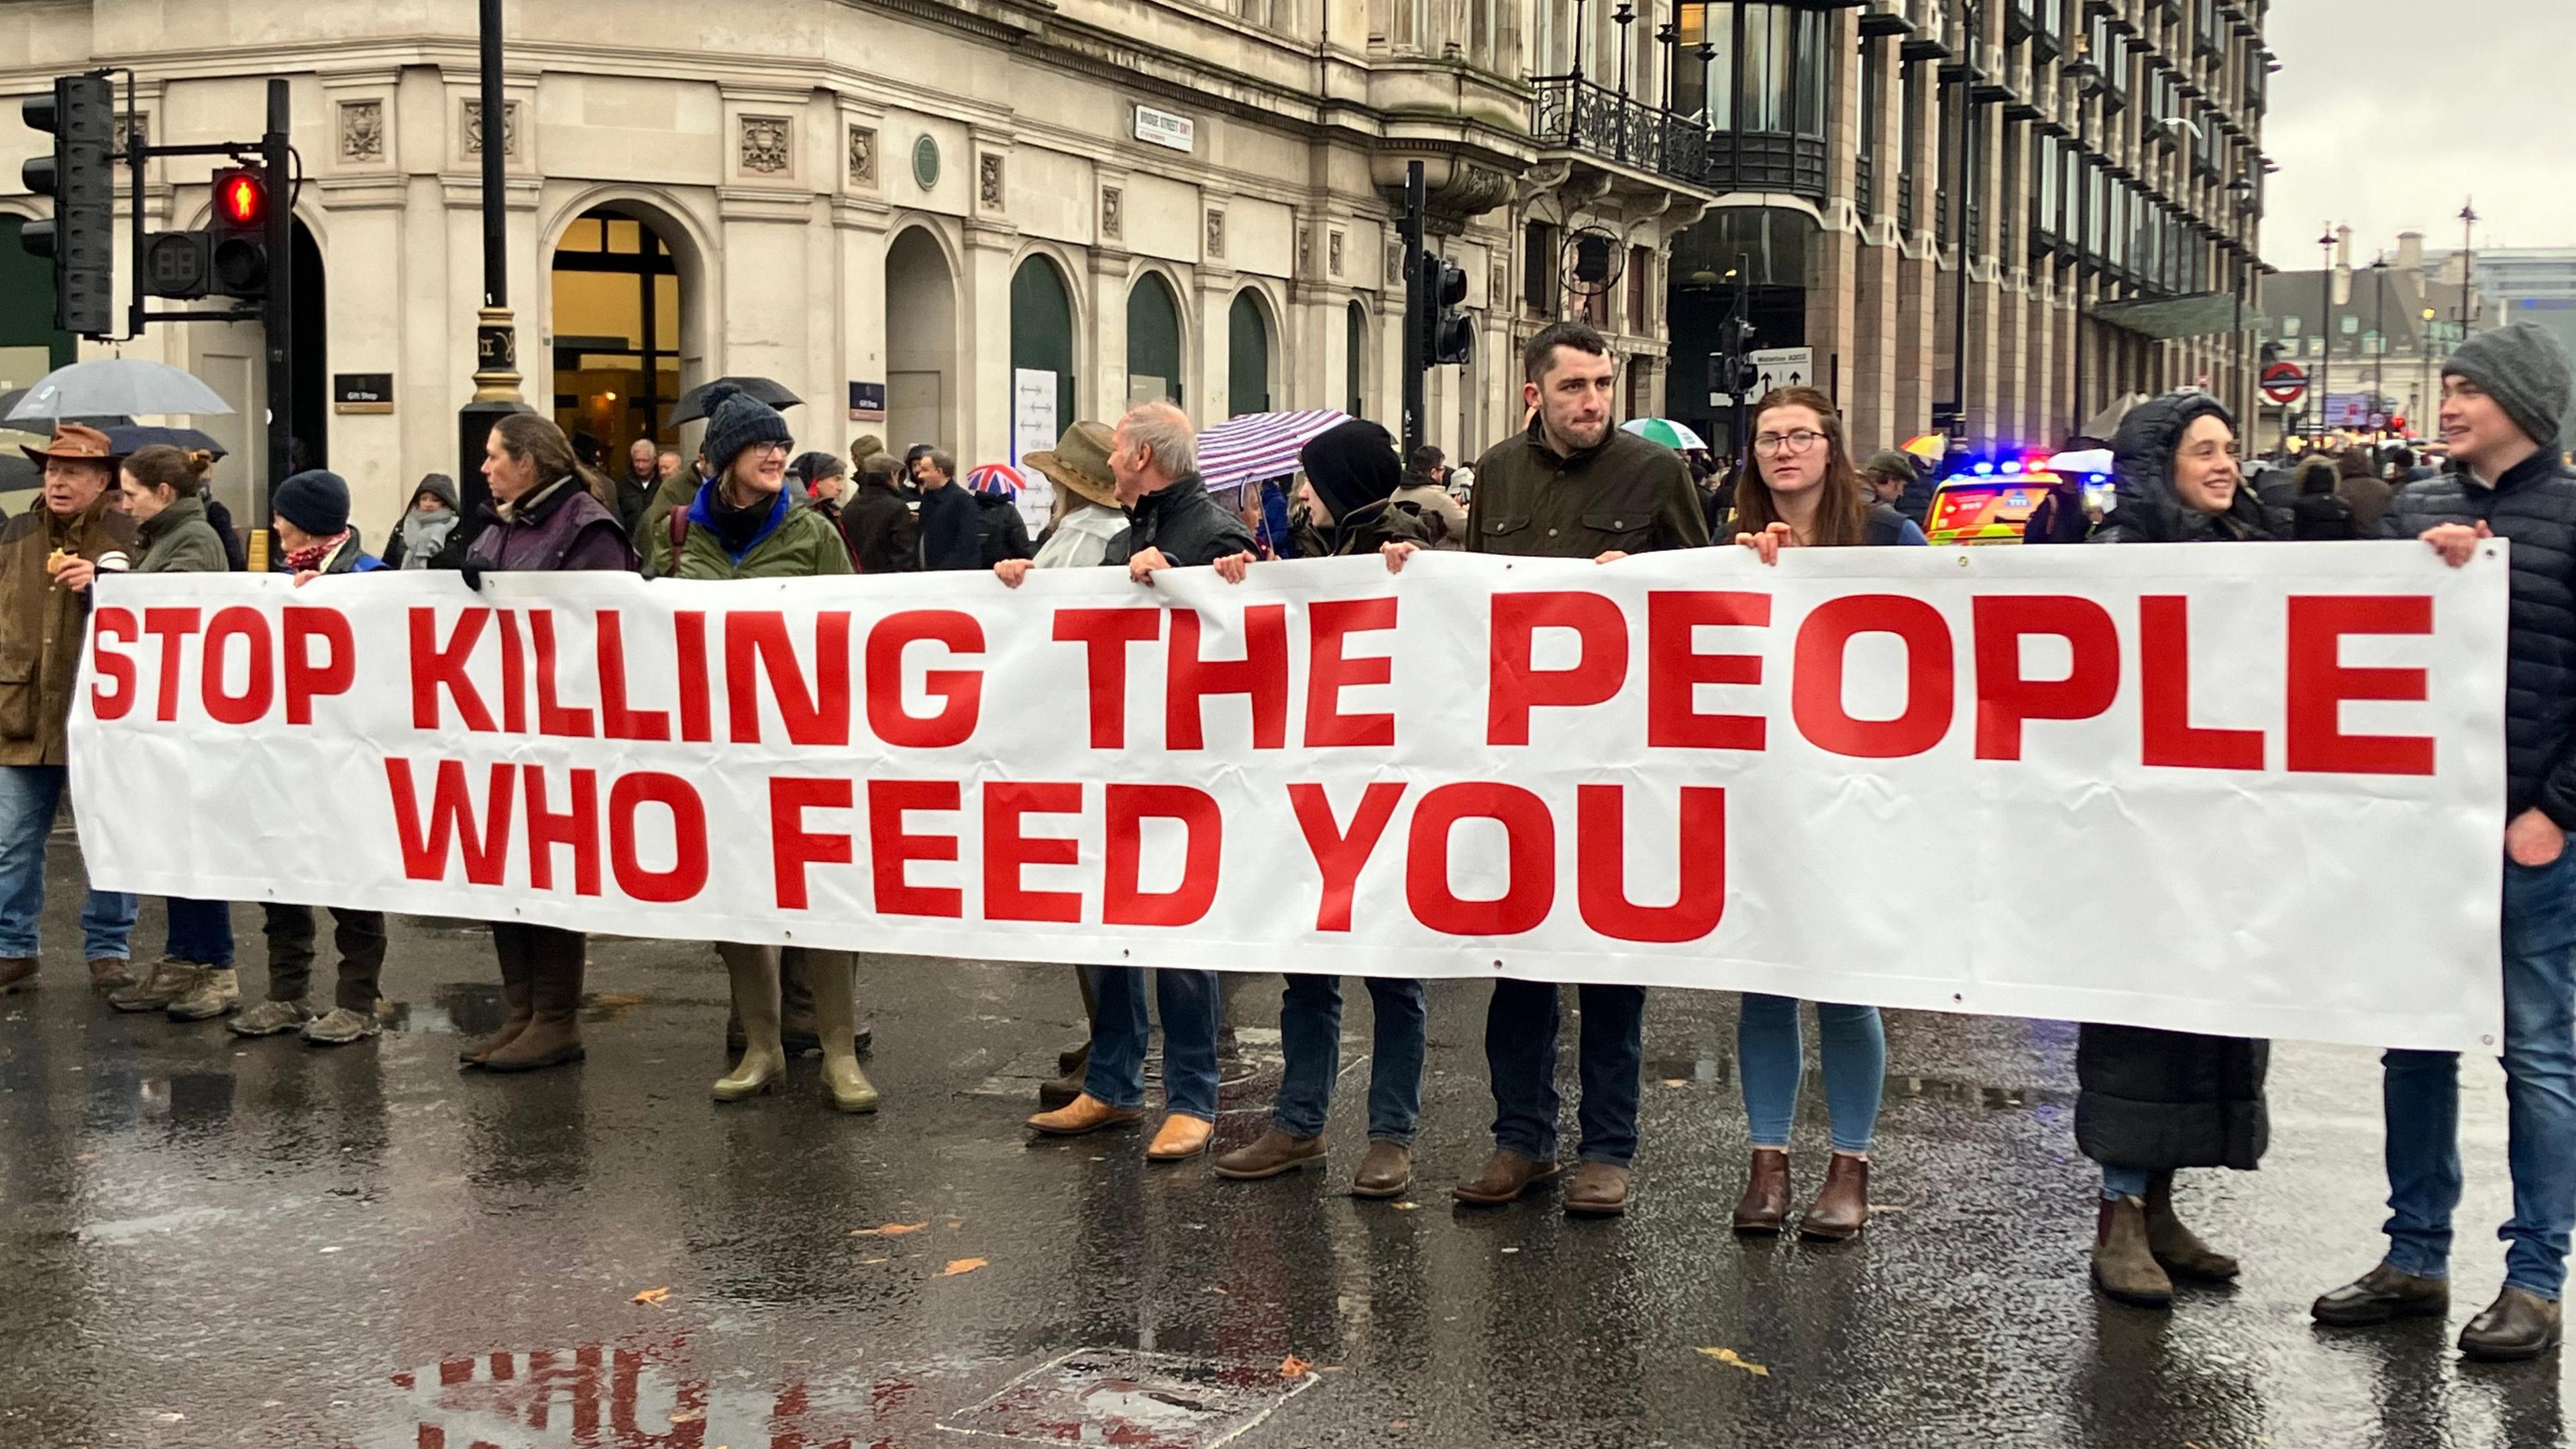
{"left": 70, "top": 545, "right": 2509, "bottom": 1051}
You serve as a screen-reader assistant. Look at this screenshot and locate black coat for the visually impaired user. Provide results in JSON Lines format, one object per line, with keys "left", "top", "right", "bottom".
{"left": 841, "top": 483, "right": 917, "bottom": 574}
{"left": 916, "top": 483, "right": 984, "bottom": 570}
{"left": 976, "top": 492, "right": 1034, "bottom": 566}
{"left": 1103, "top": 473, "right": 1256, "bottom": 569}
{"left": 2290, "top": 491, "right": 2359, "bottom": 541}
{"left": 2078, "top": 390, "right": 2269, "bottom": 1175}
{"left": 2382, "top": 449, "right": 2576, "bottom": 828}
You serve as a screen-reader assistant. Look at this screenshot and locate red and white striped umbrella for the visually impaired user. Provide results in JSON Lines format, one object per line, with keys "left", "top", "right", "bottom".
{"left": 1196, "top": 409, "right": 1350, "bottom": 493}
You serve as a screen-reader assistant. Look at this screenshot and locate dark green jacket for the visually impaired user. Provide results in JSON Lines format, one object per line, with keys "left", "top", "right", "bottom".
{"left": 651, "top": 478, "right": 855, "bottom": 580}
{"left": 1464, "top": 420, "right": 1710, "bottom": 558}
{"left": 133, "top": 494, "right": 229, "bottom": 575}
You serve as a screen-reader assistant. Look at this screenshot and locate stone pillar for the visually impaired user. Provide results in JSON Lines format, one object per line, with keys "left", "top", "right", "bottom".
{"left": 1089, "top": 245, "right": 1132, "bottom": 423}
{"left": 963, "top": 219, "right": 1017, "bottom": 465}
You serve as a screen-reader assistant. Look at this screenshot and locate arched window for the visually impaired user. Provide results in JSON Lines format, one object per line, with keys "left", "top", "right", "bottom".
{"left": 1126, "top": 272, "right": 1184, "bottom": 409}
{"left": 1228, "top": 291, "right": 1273, "bottom": 417}
{"left": 1010, "top": 256, "right": 1077, "bottom": 448}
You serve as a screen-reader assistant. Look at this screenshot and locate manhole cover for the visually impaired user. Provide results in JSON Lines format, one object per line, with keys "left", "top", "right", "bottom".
{"left": 941, "top": 1348, "right": 1318, "bottom": 1447}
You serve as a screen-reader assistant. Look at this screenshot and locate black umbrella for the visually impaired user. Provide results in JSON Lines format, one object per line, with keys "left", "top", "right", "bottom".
{"left": 668, "top": 376, "right": 801, "bottom": 426}
{"left": 0, "top": 387, "right": 129, "bottom": 437}
{"left": 105, "top": 425, "right": 228, "bottom": 459}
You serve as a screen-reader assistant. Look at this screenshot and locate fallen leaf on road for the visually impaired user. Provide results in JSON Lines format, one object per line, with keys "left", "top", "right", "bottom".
{"left": 1320, "top": 1365, "right": 1346, "bottom": 1373}
{"left": 631, "top": 1287, "right": 671, "bottom": 1306}
{"left": 668, "top": 1409, "right": 703, "bottom": 1424}
{"left": 941, "top": 1258, "right": 987, "bottom": 1277}
{"left": 1695, "top": 1347, "right": 1769, "bottom": 1377}
{"left": 858, "top": 1256, "right": 890, "bottom": 1266}
{"left": 1391, "top": 1201, "right": 1419, "bottom": 1211}
{"left": 1279, "top": 1355, "right": 1312, "bottom": 1379}
{"left": 1662, "top": 1078, "right": 1687, "bottom": 1087}
{"left": 851, "top": 1222, "right": 928, "bottom": 1236}
{"left": 946, "top": 1218, "right": 964, "bottom": 1229}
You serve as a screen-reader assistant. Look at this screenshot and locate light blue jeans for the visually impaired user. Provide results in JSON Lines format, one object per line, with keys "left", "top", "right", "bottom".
{"left": 1739, "top": 995, "right": 1886, "bottom": 1153}
{"left": 2380, "top": 849, "right": 2576, "bottom": 1299}
{"left": 0, "top": 764, "right": 135, "bottom": 961}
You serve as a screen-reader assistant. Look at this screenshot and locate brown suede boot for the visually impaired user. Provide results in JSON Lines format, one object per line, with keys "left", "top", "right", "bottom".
{"left": 1732, "top": 1148, "right": 1790, "bottom": 1235}
{"left": 1213, "top": 1128, "right": 1326, "bottom": 1180}
{"left": 482, "top": 932, "right": 586, "bottom": 1073}
{"left": 1799, "top": 1152, "right": 1870, "bottom": 1242}
{"left": 459, "top": 938, "right": 533, "bottom": 1068}
{"left": 2143, "top": 1171, "right": 2239, "bottom": 1281}
{"left": 2092, "top": 1196, "right": 2174, "bottom": 1308}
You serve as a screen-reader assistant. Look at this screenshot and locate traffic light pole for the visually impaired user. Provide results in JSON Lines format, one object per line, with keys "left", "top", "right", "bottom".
{"left": 1399, "top": 160, "right": 1426, "bottom": 459}
{"left": 252, "top": 78, "right": 290, "bottom": 571}
{"left": 458, "top": 0, "right": 532, "bottom": 519}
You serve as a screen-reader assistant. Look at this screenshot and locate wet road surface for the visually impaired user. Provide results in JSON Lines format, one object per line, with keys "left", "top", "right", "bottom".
{"left": 1, "top": 833, "right": 2567, "bottom": 1448}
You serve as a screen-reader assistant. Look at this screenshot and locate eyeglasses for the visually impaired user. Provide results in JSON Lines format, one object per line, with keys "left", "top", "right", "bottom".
{"left": 753, "top": 441, "right": 792, "bottom": 458}
{"left": 1753, "top": 430, "right": 1826, "bottom": 455}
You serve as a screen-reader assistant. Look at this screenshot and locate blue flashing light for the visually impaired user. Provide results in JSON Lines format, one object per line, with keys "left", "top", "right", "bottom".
{"left": 1972, "top": 461, "right": 1996, "bottom": 476}
{"left": 2001, "top": 460, "right": 2023, "bottom": 475}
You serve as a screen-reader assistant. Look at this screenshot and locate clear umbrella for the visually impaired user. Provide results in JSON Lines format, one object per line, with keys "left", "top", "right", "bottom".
{"left": 6, "top": 360, "right": 231, "bottom": 422}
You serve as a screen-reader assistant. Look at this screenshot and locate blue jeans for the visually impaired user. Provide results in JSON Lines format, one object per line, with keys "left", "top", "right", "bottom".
{"left": 2382, "top": 849, "right": 2576, "bottom": 1299}
{"left": 1084, "top": 966, "right": 1222, "bottom": 1120}
{"left": 0, "top": 764, "right": 135, "bottom": 960}
{"left": 2102, "top": 1163, "right": 2154, "bottom": 1201}
{"left": 1273, "top": 974, "right": 1426, "bottom": 1144}
{"left": 1486, "top": 979, "right": 1646, "bottom": 1166}
{"left": 164, "top": 898, "right": 234, "bottom": 967}
{"left": 1738, "top": 995, "right": 1886, "bottom": 1153}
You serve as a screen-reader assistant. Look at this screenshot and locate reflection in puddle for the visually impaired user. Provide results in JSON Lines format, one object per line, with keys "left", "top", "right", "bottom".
{"left": 394, "top": 1342, "right": 896, "bottom": 1448}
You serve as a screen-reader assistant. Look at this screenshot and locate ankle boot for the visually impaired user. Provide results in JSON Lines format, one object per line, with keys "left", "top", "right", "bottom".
{"left": 801, "top": 947, "right": 878, "bottom": 1114}
{"left": 1799, "top": 1152, "right": 1870, "bottom": 1242}
{"left": 713, "top": 943, "right": 787, "bottom": 1102}
{"left": 484, "top": 931, "right": 587, "bottom": 1072}
{"left": 1732, "top": 1148, "right": 1791, "bottom": 1235}
{"left": 2092, "top": 1196, "right": 2174, "bottom": 1308}
{"left": 460, "top": 932, "right": 534, "bottom": 1067}
{"left": 2143, "top": 1171, "right": 2239, "bottom": 1281}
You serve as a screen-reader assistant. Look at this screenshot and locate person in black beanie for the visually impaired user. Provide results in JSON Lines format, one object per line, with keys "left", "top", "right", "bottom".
{"left": 1288, "top": 419, "right": 1440, "bottom": 559}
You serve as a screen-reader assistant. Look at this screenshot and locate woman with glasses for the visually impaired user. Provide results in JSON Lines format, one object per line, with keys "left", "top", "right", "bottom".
{"left": 1721, "top": 386, "right": 1919, "bottom": 1242}
{"left": 2081, "top": 391, "right": 2271, "bottom": 1309}
{"left": 649, "top": 384, "right": 880, "bottom": 1115}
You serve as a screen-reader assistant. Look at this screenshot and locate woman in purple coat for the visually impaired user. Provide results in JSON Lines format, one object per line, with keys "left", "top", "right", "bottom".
{"left": 457, "top": 414, "right": 636, "bottom": 1073}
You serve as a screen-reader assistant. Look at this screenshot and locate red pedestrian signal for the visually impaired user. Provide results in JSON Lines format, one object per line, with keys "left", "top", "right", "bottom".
{"left": 215, "top": 169, "right": 265, "bottom": 228}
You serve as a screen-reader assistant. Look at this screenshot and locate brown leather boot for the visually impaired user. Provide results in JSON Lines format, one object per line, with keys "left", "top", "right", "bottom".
{"left": 459, "top": 938, "right": 533, "bottom": 1068}
{"left": 1213, "top": 1128, "right": 1326, "bottom": 1180}
{"left": 0, "top": 956, "right": 35, "bottom": 993}
{"left": 2144, "top": 1171, "right": 2239, "bottom": 1281}
{"left": 86, "top": 957, "right": 131, "bottom": 991}
{"left": 1452, "top": 1149, "right": 1561, "bottom": 1206}
{"left": 1799, "top": 1152, "right": 1870, "bottom": 1242}
{"left": 483, "top": 932, "right": 586, "bottom": 1073}
{"left": 1563, "top": 1161, "right": 1633, "bottom": 1217}
{"left": 1732, "top": 1148, "right": 1791, "bottom": 1235}
{"left": 2092, "top": 1196, "right": 2174, "bottom": 1308}
{"left": 1352, "top": 1141, "right": 1413, "bottom": 1199}
{"left": 1028, "top": 1092, "right": 1142, "bottom": 1136}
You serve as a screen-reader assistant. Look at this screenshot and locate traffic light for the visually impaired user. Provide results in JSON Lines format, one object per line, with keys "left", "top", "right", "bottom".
{"left": 21, "top": 72, "right": 116, "bottom": 337}
{"left": 1417, "top": 254, "right": 1472, "bottom": 367}
{"left": 1710, "top": 316, "right": 1760, "bottom": 400}
{"left": 207, "top": 166, "right": 270, "bottom": 299}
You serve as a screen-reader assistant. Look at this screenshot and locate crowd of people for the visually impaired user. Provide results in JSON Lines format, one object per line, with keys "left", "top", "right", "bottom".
{"left": 3, "top": 315, "right": 2573, "bottom": 1363}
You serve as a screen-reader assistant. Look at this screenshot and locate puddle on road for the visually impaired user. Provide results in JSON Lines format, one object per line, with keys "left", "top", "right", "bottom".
{"left": 941, "top": 1348, "right": 1319, "bottom": 1448}
{"left": 384, "top": 984, "right": 659, "bottom": 1038}
{"left": 396, "top": 1340, "right": 913, "bottom": 1448}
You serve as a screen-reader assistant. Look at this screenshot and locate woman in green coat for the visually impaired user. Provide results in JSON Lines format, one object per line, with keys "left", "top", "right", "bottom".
{"left": 653, "top": 385, "right": 877, "bottom": 1114}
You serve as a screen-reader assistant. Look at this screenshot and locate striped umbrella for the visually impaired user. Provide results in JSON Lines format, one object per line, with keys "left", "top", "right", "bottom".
{"left": 965, "top": 462, "right": 1024, "bottom": 497}
{"left": 1196, "top": 409, "right": 1350, "bottom": 493}
{"left": 1621, "top": 417, "right": 1706, "bottom": 450}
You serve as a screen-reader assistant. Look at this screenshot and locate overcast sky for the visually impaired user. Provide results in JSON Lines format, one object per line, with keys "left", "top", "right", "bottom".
{"left": 2261, "top": 0, "right": 2576, "bottom": 266}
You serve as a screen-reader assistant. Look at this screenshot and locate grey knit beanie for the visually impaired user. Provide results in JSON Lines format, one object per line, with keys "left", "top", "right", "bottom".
{"left": 2443, "top": 321, "right": 2573, "bottom": 449}
{"left": 699, "top": 384, "right": 794, "bottom": 476}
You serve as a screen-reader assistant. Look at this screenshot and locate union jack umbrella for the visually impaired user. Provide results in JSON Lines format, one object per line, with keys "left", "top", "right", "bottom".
{"left": 1195, "top": 409, "right": 1350, "bottom": 494}
{"left": 965, "top": 462, "right": 1025, "bottom": 497}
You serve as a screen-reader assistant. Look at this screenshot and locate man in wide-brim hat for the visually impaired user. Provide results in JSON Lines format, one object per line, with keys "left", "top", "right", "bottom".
{"left": 0, "top": 422, "right": 140, "bottom": 995}
{"left": 996, "top": 419, "right": 1132, "bottom": 1108}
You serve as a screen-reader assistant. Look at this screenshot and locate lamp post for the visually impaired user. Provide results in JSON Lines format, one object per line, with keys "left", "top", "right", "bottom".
{"left": 458, "top": 0, "right": 531, "bottom": 517}
{"left": 2459, "top": 198, "right": 2479, "bottom": 329}
{"left": 1570, "top": 0, "right": 1590, "bottom": 81}
{"left": 2066, "top": 34, "right": 2101, "bottom": 440}
{"left": 2316, "top": 225, "right": 2335, "bottom": 440}
{"left": 1658, "top": 19, "right": 1678, "bottom": 111}
{"left": 2371, "top": 254, "right": 2388, "bottom": 435}
{"left": 2420, "top": 305, "right": 2437, "bottom": 439}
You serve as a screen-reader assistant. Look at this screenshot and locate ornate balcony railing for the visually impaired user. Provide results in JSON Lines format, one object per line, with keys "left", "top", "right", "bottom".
{"left": 1529, "top": 76, "right": 1827, "bottom": 201}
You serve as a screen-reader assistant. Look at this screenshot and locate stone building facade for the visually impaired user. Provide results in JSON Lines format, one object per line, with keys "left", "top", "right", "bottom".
{"left": 0, "top": 0, "right": 2269, "bottom": 531}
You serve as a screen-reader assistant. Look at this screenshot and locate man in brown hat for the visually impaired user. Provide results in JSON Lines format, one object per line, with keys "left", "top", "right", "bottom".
{"left": 997, "top": 420, "right": 1128, "bottom": 1107}
{"left": 0, "top": 423, "right": 140, "bottom": 994}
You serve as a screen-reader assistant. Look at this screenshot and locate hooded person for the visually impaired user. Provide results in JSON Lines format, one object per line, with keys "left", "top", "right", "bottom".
{"left": 1289, "top": 419, "right": 1440, "bottom": 558}
{"left": 647, "top": 382, "right": 878, "bottom": 1116}
{"left": 841, "top": 452, "right": 918, "bottom": 574}
{"left": 2077, "top": 390, "right": 2269, "bottom": 1312}
{"left": 382, "top": 472, "right": 472, "bottom": 570}
{"left": 971, "top": 469, "right": 1035, "bottom": 566}
{"left": 2316, "top": 321, "right": 2576, "bottom": 1361}
{"left": 2290, "top": 455, "right": 2358, "bottom": 540}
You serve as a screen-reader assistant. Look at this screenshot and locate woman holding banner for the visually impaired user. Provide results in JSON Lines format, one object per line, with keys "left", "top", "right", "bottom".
{"left": 648, "top": 386, "right": 879, "bottom": 1115}
{"left": 1705, "top": 386, "right": 1918, "bottom": 1243}
{"left": 2081, "top": 390, "right": 2271, "bottom": 1308}
{"left": 455, "top": 414, "right": 636, "bottom": 1073}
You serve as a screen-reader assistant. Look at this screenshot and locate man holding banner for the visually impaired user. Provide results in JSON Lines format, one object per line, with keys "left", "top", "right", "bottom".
{"left": 1400, "top": 321, "right": 1711, "bottom": 1216}
{"left": 2315, "top": 323, "right": 2576, "bottom": 1362}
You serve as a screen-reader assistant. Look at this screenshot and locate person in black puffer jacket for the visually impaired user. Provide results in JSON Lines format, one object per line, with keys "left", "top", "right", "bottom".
{"left": 2316, "top": 321, "right": 2576, "bottom": 1362}
{"left": 2080, "top": 390, "right": 2270, "bottom": 1313}
{"left": 2290, "top": 456, "right": 2359, "bottom": 540}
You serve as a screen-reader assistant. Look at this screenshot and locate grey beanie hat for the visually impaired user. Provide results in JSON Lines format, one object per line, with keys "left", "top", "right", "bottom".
{"left": 699, "top": 383, "right": 794, "bottom": 476}
{"left": 2443, "top": 321, "right": 2573, "bottom": 449}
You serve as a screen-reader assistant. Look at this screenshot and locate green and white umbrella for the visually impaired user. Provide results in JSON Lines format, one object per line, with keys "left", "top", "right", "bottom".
{"left": 1621, "top": 417, "right": 1706, "bottom": 451}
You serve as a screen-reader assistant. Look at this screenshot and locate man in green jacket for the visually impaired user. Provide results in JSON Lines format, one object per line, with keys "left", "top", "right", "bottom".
{"left": 1387, "top": 319, "right": 1709, "bottom": 1219}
